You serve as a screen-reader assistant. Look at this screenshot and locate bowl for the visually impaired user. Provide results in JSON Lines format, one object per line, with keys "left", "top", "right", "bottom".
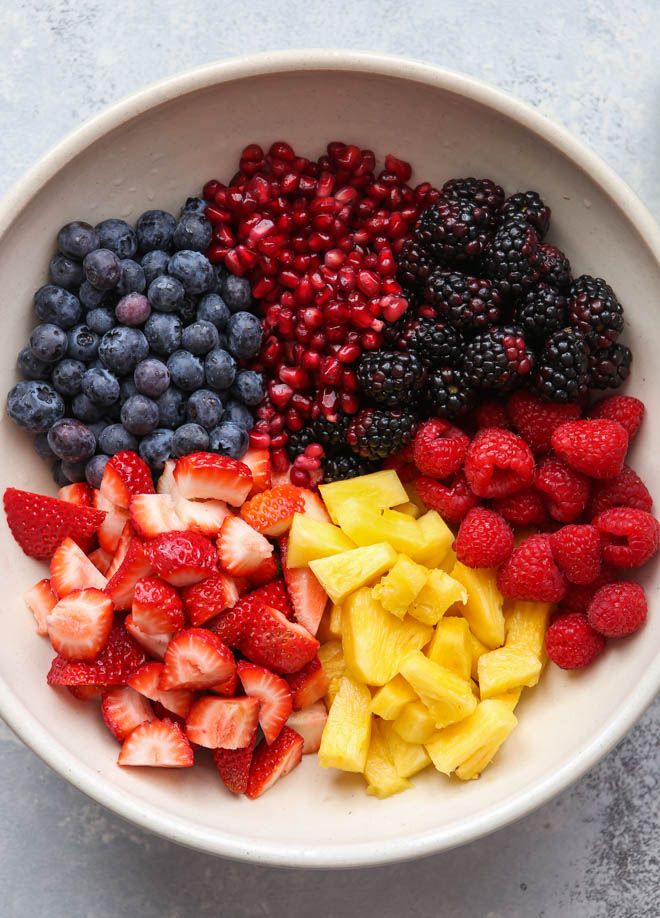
{"left": 0, "top": 50, "right": 658, "bottom": 869}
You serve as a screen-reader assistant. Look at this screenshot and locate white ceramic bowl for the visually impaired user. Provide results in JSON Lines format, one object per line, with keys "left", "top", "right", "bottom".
{"left": 0, "top": 51, "right": 658, "bottom": 868}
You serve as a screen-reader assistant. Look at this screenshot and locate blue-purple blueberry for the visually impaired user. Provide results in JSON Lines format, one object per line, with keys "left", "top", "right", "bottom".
{"left": 222, "top": 399, "right": 255, "bottom": 430}
{"left": 117, "top": 259, "right": 146, "bottom": 295}
{"left": 186, "top": 388, "right": 224, "bottom": 430}
{"left": 98, "top": 423, "right": 138, "bottom": 454}
{"left": 86, "top": 306, "right": 116, "bottom": 335}
{"left": 147, "top": 275, "right": 185, "bottom": 313}
{"left": 173, "top": 212, "right": 212, "bottom": 252}
{"left": 47, "top": 418, "right": 96, "bottom": 462}
{"left": 209, "top": 421, "right": 248, "bottom": 459}
{"left": 156, "top": 386, "right": 186, "bottom": 429}
{"left": 49, "top": 253, "right": 84, "bottom": 291}
{"left": 172, "top": 423, "right": 210, "bottom": 457}
{"left": 115, "top": 292, "right": 151, "bottom": 326}
{"left": 167, "top": 250, "right": 214, "bottom": 295}
{"left": 134, "top": 357, "right": 170, "bottom": 397}
{"left": 83, "top": 248, "right": 122, "bottom": 290}
{"left": 82, "top": 367, "right": 120, "bottom": 406}
{"left": 29, "top": 323, "right": 68, "bottom": 363}
{"left": 34, "top": 285, "right": 82, "bottom": 328}
{"left": 221, "top": 274, "right": 252, "bottom": 312}
{"left": 136, "top": 210, "right": 177, "bottom": 253}
{"left": 141, "top": 250, "right": 171, "bottom": 286}
{"left": 182, "top": 320, "right": 219, "bottom": 356}
{"left": 78, "top": 281, "right": 107, "bottom": 310}
{"left": 227, "top": 311, "right": 262, "bottom": 360}
{"left": 17, "top": 346, "right": 51, "bottom": 380}
{"left": 139, "top": 429, "right": 174, "bottom": 472}
{"left": 7, "top": 380, "right": 64, "bottom": 432}
{"left": 57, "top": 221, "right": 99, "bottom": 260}
{"left": 71, "top": 392, "right": 106, "bottom": 423}
{"left": 98, "top": 327, "right": 148, "bottom": 375}
{"left": 121, "top": 393, "right": 159, "bottom": 435}
{"left": 52, "top": 358, "right": 86, "bottom": 396}
{"left": 167, "top": 349, "right": 204, "bottom": 392}
{"left": 197, "top": 292, "right": 230, "bottom": 331}
{"left": 204, "top": 347, "right": 236, "bottom": 390}
{"left": 95, "top": 219, "right": 138, "bottom": 259}
{"left": 67, "top": 324, "right": 99, "bottom": 362}
{"left": 85, "top": 454, "right": 109, "bottom": 488}
{"left": 144, "top": 312, "right": 182, "bottom": 356}
{"left": 231, "top": 370, "right": 264, "bottom": 406}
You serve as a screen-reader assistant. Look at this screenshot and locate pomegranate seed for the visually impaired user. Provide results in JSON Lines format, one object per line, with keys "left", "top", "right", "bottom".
{"left": 290, "top": 468, "right": 310, "bottom": 487}
{"left": 381, "top": 294, "right": 409, "bottom": 323}
{"left": 336, "top": 344, "right": 361, "bottom": 363}
{"left": 301, "top": 350, "right": 321, "bottom": 372}
{"left": 285, "top": 409, "right": 304, "bottom": 432}
{"left": 249, "top": 430, "right": 271, "bottom": 449}
{"left": 203, "top": 179, "right": 221, "bottom": 199}
{"left": 279, "top": 367, "right": 309, "bottom": 390}
{"left": 271, "top": 449, "right": 290, "bottom": 473}
{"left": 270, "top": 383, "right": 293, "bottom": 408}
{"left": 340, "top": 393, "right": 360, "bottom": 414}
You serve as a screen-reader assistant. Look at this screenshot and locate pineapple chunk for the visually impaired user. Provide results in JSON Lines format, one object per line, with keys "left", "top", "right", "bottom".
{"left": 316, "top": 608, "right": 339, "bottom": 643}
{"left": 318, "top": 640, "right": 345, "bottom": 706}
{"left": 336, "top": 499, "right": 423, "bottom": 556}
{"left": 342, "top": 588, "right": 432, "bottom": 685}
{"left": 493, "top": 688, "right": 523, "bottom": 711}
{"left": 381, "top": 721, "right": 432, "bottom": 778}
{"left": 310, "top": 543, "right": 397, "bottom": 604}
{"left": 286, "top": 513, "right": 355, "bottom": 568}
{"left": 468, "top": 630, "right": 489, "bottom": 681}
{"left": 372, "top": 555, "right": 429, "bottom": 619}
{"left": 393, "top": 701, "right": 438, "bottom": 744}
{"left": 364, "top": 719, "right": 412, "bottom": 798}
{"left": 478, "top": 646, "right": 542, "bottom": 699}
{"left": 400, "top": 652, "right": 477, "bottom": 728}
{"left": 454, "top": 691, "right": 521, "bottom": 780}
{"left": 370, "top": 675, "right": 418, "bottom": 720}
{"left": 451, "top": 562, "right": 505, "bottom": 648}
{"left": 320, "top": 470, "right": 407, "bottom": 524}
{"left": 409, "top": 510, "right": 453, "bottom": 567}
{"left": 329, "top": 602, "right": 343, "bottom": 636}
{"left": 505, "top": 600, "right": 553, "bottom": 662}
{"left": 318, "top": 675, "right": 372, "bottom": 773}
{"left": 438, "top": 546, "right": 458, "bottom": 574}
{"left": 427, "top": 617, "right": 472, "bottom": 680}
{"left": 393, "top": 500, "right": 422, "bottom": 518}
{"left": 409, "top": 569, "right": 467, "bottom": 626}
{"left": 425, "top": 699, "right": 518, "bottom": 775}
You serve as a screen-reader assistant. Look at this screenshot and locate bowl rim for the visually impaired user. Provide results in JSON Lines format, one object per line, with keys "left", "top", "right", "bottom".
{"left": 0, "top": 49, "right": 659, "bottom": 869}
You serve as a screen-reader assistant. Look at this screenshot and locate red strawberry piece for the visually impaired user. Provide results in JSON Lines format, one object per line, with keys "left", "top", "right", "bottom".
{"left": 129, "top": 493, "right": 182, "bottom": 539}
{"left": 118, "top": 718, "right": 194, "bottom": 767}
{"left": 545, "top": 612, "right": 605, "bottom": 669}
{"left": 50, "top": 536, "right": 108, "bottom": 598}
{"left": 101, "top": 685, "right": 154, "bottom": 741}
{"left": 246, "top": 726, "right": 304, "bottom": 799}
{"left": 181, "top": 572, "right": 239, "bottom": 627}
{"left": 286, "top": 702, "right": 328, "bottom": 754}
{"left": 454, "top": 507, "right": 514, "bottom": 568}
{"left": 127, "top": 660, "right": 194, "bottom": 717}
{"left": 507, "top": 390, "right": 581, "bottom": 454}
{"left": 145, "top": 530, "right": 217, "bottom": 587}
{"left": 94, "top": 490, "right": 130, "bottom": 554}
{"left": 47, "top": 623, "right": 147, "bottom": 686}
{"left": 240, "top": 484, "right": 305, "bottom": 537}
{"left": 58, "top": 482, "right": 94, "bottom": 507}
{"left": 237, "top": 660, "right": 293, "bottom": 745}
{"left": 212, "top": 731, "right": 257, "bottom": 794}
{"left": 3, "top": 487, "right": 105, "bottom": 561}
{"left": 242, "top": 447, "right": 272, "bottom": 497}
{"left": 105, "top": 538, "right": 154, "bottom": 610}
{"left": 239, "top": 604, "right": 320, "bottom": 674}
{"left": 534, "top": 455, "right": 591, "bottom": 523}
{"left": 562, "top": 565, "right": 618, "bottom": 614}
{"left": 159, "top": 628, "right": 235, "bottom": 691}
{"left": 473, "top": 399, "right": 510, "bottom": 430}
{"left": 250, "top": 580, "right": 294, "bottom": 619}
{"left": 174, "top": 452, "right": 253, "bottom": 505}
{"left": 100, "top": 450, "right": 155, "bottom": 509}
{"left": 185, "top": 696, "right": 260, "bottom": 749}
{"left": 217, "top": 515, "right": 274, "bottom": 577}
{"left": 588, "top": 395, "right": 644, "bottom": 440}
{"left": 124, "top": 614, "right": 171, "bottom": 660}
{"left": 587, "top": 465, "right": 653, "bottom": 517}
{"left": 209, "top": 605, "right": 252, "bottom": 648}
{"left": 492, "top": 488, "right": 550, "bottom": 528}
{"left": 587, "top": 581, "right": 647, "bottom": 638}
{"left": 156, "top": 459, "right": 177, "bottom": 495}
{"left": 497, "top": 534, "right": 566, "bottom": 602}
{"left": 210, "top": 580, "right": 295, "bottom": 646}
{"left": 47, "top": 588, "right": 114, "bottom": 660}
{"left": 173, "top": 496, "right": 230, "bottom": 537}
{"left": 414, "top": 472, "right": 479, "bottom": 525}
{"left": 593, "top": 507, "right": 660, "bottom": 568}
{"left": 212, "top": 669, "right": 239, "bottom": 696}
{"left": 132, "top": 576, "right": 185, "bottom": 634}
{"left": 88, "top": 547, "right": 113, "bottom": 575}
{"left": 298, "top": 488, "right": 331, "bottom": 523}
{"left": 281, "top": 537, "right": 327, "bottom": 635}
{"left": 551, "top": 419, "right": 628, "bottom": 481}
{"left": 67, "top": 684, "right": 106, "bottom": 701}
{"left": 549, "top": 524, "right": 602, "bottom": 585}
{"left": 24, "top": 578, "right": 57, "bottom": 636}
{"left": 106, "top": 522, "right": 133, "bottom": 579}
{"left": 248, "top": 554, "right": 280, "bottom": 587}
{"left": 284, "top": 656, "right": 330, "bottom": 710}
{"left": 465, "top": 428, "right": 535, "bottom": 499}
{"left": 413, "top": 418, "right": 470, "bottom": 478}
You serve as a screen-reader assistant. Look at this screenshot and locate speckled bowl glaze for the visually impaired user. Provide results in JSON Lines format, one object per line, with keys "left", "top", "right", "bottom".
{"left": 0, "top": 51, "right": 658, "bottom": 868}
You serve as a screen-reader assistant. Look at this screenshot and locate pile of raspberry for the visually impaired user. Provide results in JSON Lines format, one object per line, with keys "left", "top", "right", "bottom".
{"left": 397, "top": 393, "right": 657, "bottom": 670}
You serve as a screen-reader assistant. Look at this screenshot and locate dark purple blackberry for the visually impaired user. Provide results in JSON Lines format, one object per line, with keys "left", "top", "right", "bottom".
{"left": 399, "top": 316, "right": 464, "bottom": 366}
{"left": 484, "top": 216, "right": 542, "bottom": 299}
{"left": 441, "top": 177, "right": 505, "bottom": 216}
{"left": 356, "top": 350, "right": 427, "bottom": 407}
{"left": 413, "top": 196, "right": 491, "bottom": 265}
{"left": 424, "top": 270, "right": 503, "bottom": 331}
{"left": 463, "top": 325, "right": 535, "bottom": 392}
{"left": 567, "top": 275, "right": 624, "bottom": 350}
{"left": 588, "top": 342, "right": 632, "bottom": 390}
{"left": 286, "top": 427, "right": 318, "bottom": 461}
{"left": 323, "top": 452, "right": 378, "bottom": 483}
{"left": 534, "top": 328, "right": 590, "bottom": 403}
{"left": 514, "top": 283, "right": 568, "bottom": 343}
{"left": 538, "top": 243, "right": 572, "bottom": 291}
{"left": 347, "top": 407, "right": 417, "bottom": 460}
{"left": 397, "top": 238, "right": 436, "bottom": 292}
{"left": 500, "top": 191, "right": 551, "bottom": 238}
{"left": 310, "top": 412, "right": 350, "bottom": 449}
{"left": 429, "top": 367, "right": 477, "bottom": 419}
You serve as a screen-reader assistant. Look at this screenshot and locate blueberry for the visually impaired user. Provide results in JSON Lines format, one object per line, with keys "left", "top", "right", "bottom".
{"left": 197, "top": 293, "right": 230, "bottom": 331}
{"left": 167, "top": 250, "right": 214, "bottom": 295}
{"left": 83, "top": 248, "right": 122, "bottom": 290}
{"left": 67, "top": 324, "right": 99, "bottom": 362}
{"left": 186, "top": 388, "right": 224, "bottom": 430}
{"left": 141, "top": 250, "right": 171, "bottom": 286}
{"left": 120, "top": 378, "right": 138, "bottom": 402}
{"left": 52, "top": 462, "right": 70, "bottom": 487}
{"left": 176, "top": 296, "right": 198, "bottom": 326}
{"left": 34, "top": 285, "right": 82, "bottom": 329}
{"left": 71, "top": 392, "right": 106, "bottom": 423}
{"left": 222, "top": 399, "right": 255, "bottom": 431}
{"left": 52, "top": 358, "right": 86, "bottom": 396}
{"left": 167, "top": 349, "right": 205, "bottom": 392}
{"left": 182, "top": 320, "right": 219, "bottom": 356}
{"left": 57, "top": 221, "right": 99, "bottom": 260}
{"left": 227, "top": 311, "right": 262, "bottom": 360}
{"left": 139, "top": 428, "right": 174, "bottom": 471}
{"left": 99, "top": 327, "right": 148, "bottom": 375}
{"left": 136, "top": 210, "right": 177, "bottom": 253}
{"left": 121, "top": 394, "right": 159, "bottom": 436}
{"left": 98, "top": 423, "right": 138, "bottom": 454}
{"left": 134, "top": 357, "right": 170, "bottom": 397}
{"left": 88, "top": 420, "right": 108, "bottom": 443}
{"left": 49, "top": 253, "right": 83, "bottom": 291}
{"left": 29, "top": 324, "right": 67, "bottom": 363}
{"left": 34, "top": 431, "right": 57, "bottom": 461}
{"left": 47, "top": 418, "right": 96, "bottom": 462}
{"left": 173, "top": 212, "right": 212, "bottom": 252}
{"left": 213, "top": 264, "right": 228, "bottom": 293}
{"left": 17, "top": 346, "right": 51, "bottom": 380}
{"left": 231, "top": 369, "right": 264, "bottom": 406}
{"left": 221, "top": 274, "right": 252, "bottom": 312}
{"left": 95, "top": 219, "right": 138, "bottom": 259}
{"left": 204, "top": 347, "right": 236, "bottom": 390}
{"left": 82, "top": 367, "right": 120, "bottom": 406}
{"left": 172, "top": 423, "right": 210, "bottom": 457}
{"left": 209, "top": 421, "right": 248, "bottom": 459}
{"left": 117, "top": 259, "right": 146, "bottom": 295}
{"left": 148, "top": 275, "right": 184, "bottom": 313}
{"left": 181, "top": 197, "right": 208, "bottom": 216}
{"left": 79, "top": 281, "right": 107, "bottom": 310}
{"left": 85, "top": 454, "right": 109, "bottom": 488}
{"left": 61, "top": 460, "right": 87, "bottom": 483}
{"left": 156, "top": 386, "right": 186, "bottom": 429}
{"left": 85, "top": 307, "right": 115, "bottom": 337}
{"left": 144, "top": 312, "right": 182, "bottom": 357}
{"left": 115, "top": 292, "right": 151, "bottom": 326}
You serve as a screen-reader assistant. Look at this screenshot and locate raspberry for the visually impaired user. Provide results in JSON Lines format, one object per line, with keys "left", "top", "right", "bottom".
{"left": 492, "top": 488, "right": 550, "bottom": 528}
{"left": 413, "top": 419, "right": 470, "bottom": 479}
{"left": 473, "top": 400, "right": 510, "bottom": 430}
{"left": 464, "top": 428, "right": 535, "bottom": 499}
{"left": 497, "top": 534, "right": 566, "bottom": 602}
{"left": 587, "top": 466, "right": 653, "bottom": 517}
{"left": 507, "top": 390, "right": 581, "bottom": 454}
{"left": 587, "top": 581, "right": 647, "bottom": 638}
{"left": 551, "top": 419, "right": 628, "bottom": 481}
{"left": 588, "top": 395, "right": 644, "bottom": 440}
{"left": 534, "top": 455, "right": 591, "bottom": 523}
{"left": 454, "top": 508, "right": 514, "bottom": 568}
{"left": 593, "top": 507, "right": 660, "bottom": 569}
{"left": 545, "top": 612, "right": 606, "bottom": 669}
{"left": 415, "top": 472, "right": 479, "bottom": 525}
{"left": 549, "top": 524, "right": 602, "bottom": 585}
{"left": 563, "top": 566, "right": 618, "bottom": 614}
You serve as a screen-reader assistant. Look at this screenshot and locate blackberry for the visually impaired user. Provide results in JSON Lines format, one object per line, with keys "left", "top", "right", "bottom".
{"left": 429, "top": 367, "right": 476, "bottom": 419}
{"left": 484, "top": 216, "right": 542, "bottom": 299}
{"left": 588, "top": 342, "right": 632, "bottom": 390}
{"left": 534, "top": 328, "right": 589, "bottom": 403}
{"left": 424, "top": 270, "right": 503, "bottom": 331}
{"left": 441, "top": 177, "right": 505, "bottom": 215}
{"left": 538, "top": 243, "right": 572, "bottom": 291}
{"left": 414, "top": 196, "right": 491, "bottom": 265}
{"left": 400, "top": 316, "right": 464, "bottom": 366}
{"left": 347, "top": 407, "right": 417, "bottom": 461}
{"left": 311, "top": 412, "right": 350, "bottom": 449}
{"left": 397, "top": 238, "right": 436, "bottom": 292}
{"left": 567, "top": 275, "right": 624, "bottom": 350}
{"left": 463, "top": 325, "right": 535, "bottom": 391}
{"left": 514, "top": 283, "right": 568, "bottom": 343}
{"left": 356, "top": 351, "right": 426, "bottom": 407}
{"left": 323, "top": 452, "right": 378, "bottom": 483}
{"left": 286, "top": 427, "right": 319, "bottom": 461}
{"left": 500, "top": 191, "right": 551, "bottom": 238}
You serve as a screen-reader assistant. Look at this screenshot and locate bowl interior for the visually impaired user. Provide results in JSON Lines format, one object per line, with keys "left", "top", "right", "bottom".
{"left": 0, "top": 58, "right": 658, "bottom": 867}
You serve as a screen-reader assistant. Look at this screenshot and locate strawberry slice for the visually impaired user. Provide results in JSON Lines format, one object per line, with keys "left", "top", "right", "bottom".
{"left": 4, "top": 487, "right": 105, "bottom": 560}
{"left": 47, "top": 588, "right": 114, "bottom": 660}
{"left": 132, "top": 576, "right": 185, "bottom": 634}
{"left": 68, "top": 684, "right": 106, "bottom": 700}
{"left": 217, "top": 515, "right": 273, "bottom": 577}
{"left": 209, "top": 605, "right": 251, "bottom": 648}
{"left": 174, "top": 496, "right": 230, "bottom": 537}
{"left": 124, "top": 614, "right": 171, "bottom": 660}
{"left": 239, "top": 604, "right": 320, "bottom": 674}
{"left": 237, "top": 661, "right": 293, "bottom": 745}
{"left": 101, "top": 685, "right": 154, "bottom": 741}
{"left": 298, "top": 489, "right": 331, "bottom": 523}
{"left": 118, "top": 718, "right": 194, "bottom": 767}
{"left": 105, "top": 538, "right": 154, "bottom": 610}
{"left": 212, "top": 670, "right": 238, "bottom": 696}
{"left": 156, "top": 459, "right": 177, "bottom": 496}
{"left": 285, "top": 656, "right": 330, "bottom": 709}
{"left": 181, "top": 572, "right": 239, "bottom": 627}
{"left": 100, "top": 450, "right": 155, "bottom": 509}
{"left": 159, "top": 628, "right": 235, "bottom": 691}
{"left": 174, "top": 452, "right": 253, "bottom": 505}
{"left": 58, "top": 483, "right": 93, "bottom": 507}
{"left": 47, "top": 624, "right": 147, "bottom": 686}
{"left": 210, "top": 580, "right": 293, "bottom": 647}
{"left": 247, "top": 554, "right": 279, "bottom": 587}
{"left": 50, "top": 537, "right": 108, "bottom": 598}
{"left": 246, "top": 726, "right": 304, "bottom": 799}
{"left": 286, "top": 702, "right": 328, "bottom": 754}
{"left": 242, "top": 448, "right": 271, "bottom": 497}
{"left": 128, "top": 661, "right": 194, "bottom": 717}
{"left": 88, "top": 547, "right": 112, "bottom": 575}
{"left": 212, "top": 731, "right": 257, "bottom": 794}
{"left": 281, "top": 537, "right": 327, "bottom": 635}
{"left": 94, "top": 490, "right": 131, "bottom": 554}
{"left": 24, "top": 578, "right": 57, "bottom": 635}
{"left": 129, "top": 493, "right": 182, "bottom": 539}
{"left": 145, "top": 530, "right": 217, "bottom": 586}
{"left": 106, "top": 522, "right": 133, "bottom": 579}
{"left": 240, "top": 484, "right": 305, "bottom": 537}
{"left": 250, "top": 580, "right": 294, "bottom": 619}
{"left": 185, "top": 696, "right": 260, "bottom": 749}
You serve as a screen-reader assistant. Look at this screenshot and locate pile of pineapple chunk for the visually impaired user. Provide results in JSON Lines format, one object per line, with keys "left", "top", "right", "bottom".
{"left": 285, "top": 470, "right": 553, "bottom": 798}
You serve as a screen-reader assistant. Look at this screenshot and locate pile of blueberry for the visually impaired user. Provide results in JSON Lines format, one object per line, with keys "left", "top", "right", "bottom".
{"left": 7, "top": 201, "right": 264, "bottom": 487}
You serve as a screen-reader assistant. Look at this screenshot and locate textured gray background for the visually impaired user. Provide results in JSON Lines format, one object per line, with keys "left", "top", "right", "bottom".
{"left": 1, "top": 2, "right": 659, "bottom": 916}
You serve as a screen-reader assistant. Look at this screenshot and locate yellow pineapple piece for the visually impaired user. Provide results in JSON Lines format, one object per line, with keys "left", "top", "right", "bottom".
{"left": 451, "top": 562, "right": 505, "bottom": 648}
{"left": 400, "top": 652, "right": 477, "bottom": 728}
{"left": 363, "top": 719, "right": 412, "bottom": 798}
{"left": 393, "top": 500, "right": 422, "bottom": 518}
{"left": 318, "top": 640, "right": 345, "bottom": 706}
{"left": 335, "top": 499, "right": 423, "bottom": 556}
{"left": 310, "top": 543, "right": 397, "bottom": 604}
{"left": 319, "top": 470, "right": 407, "bottom": 524}
{"left": 468, "top": 630, "right": 489, "bottom": 680}
{"left": 286, "top": 513, "right": 355, "bottom": 568}
{"left": 409, "top": 510, "right": 453, "bottom": 567}
{"left": 478, "top": 646, "right": 542, "bottom": 699}
{"left": 370, "top": 675, "right": 418, "bottom": 720}
{"left": 438, "top": 546, "right": 458, "bottom": 574}
{"left": 316, "top": 609, "right": 338, "bottom": 643}
{"left": 319, "top": 675, "right": 372, "bottom": 773}
{"left": 372, "top": 554, "right": 429, "bottom": 619}
{"left": 425, "top": 699, "right": 517, "bottom": 775}
{"left": 493, "top": 688, "right": 523, "bottom": 711}
{"left": 505, "top": 600, "right": 553, "bottom": 662}
{"left": 454, "top": 692, "right": 521, "bottom": 780}
{"left": 427, "top": 617, "right": 472, "bottom": 680}
{"left": 403, "top": 482, "right": 426, "bottom": 515}
{"left": 393, "top": 701, "right": 438, "bottom": 744}
{"left": 409, "top": 569, "right": 467, "bottom": 626}
{"left": 342, "top": 588, "right": 432, "bottom": 685}
{"left": 329, "top": 602, "right": 343, "bottom": 636}
{"left": 381, "top": 721, "right": 432, "bottom": 778}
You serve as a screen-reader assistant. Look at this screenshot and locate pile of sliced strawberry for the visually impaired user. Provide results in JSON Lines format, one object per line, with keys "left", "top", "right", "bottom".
{"left": 7, "top": 448, "right": 330, "bottom": 799}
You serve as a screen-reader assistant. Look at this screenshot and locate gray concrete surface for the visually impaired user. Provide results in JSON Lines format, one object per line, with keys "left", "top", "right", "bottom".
{"left": 1, "top": 1, "right": 659, "bottom": 915}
